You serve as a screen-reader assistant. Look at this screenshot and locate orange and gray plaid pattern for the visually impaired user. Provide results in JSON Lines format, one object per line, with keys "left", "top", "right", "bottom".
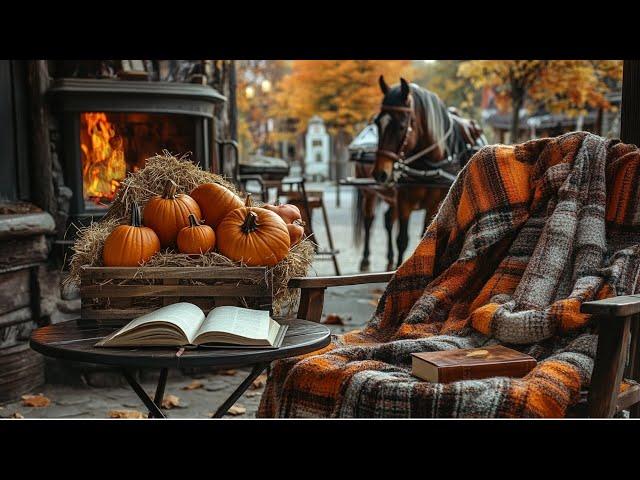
{"left": 259, "top": 132, "right": 640, "bottom": 418}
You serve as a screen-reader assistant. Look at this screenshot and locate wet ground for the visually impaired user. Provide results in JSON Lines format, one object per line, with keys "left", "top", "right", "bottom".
{"left": 1, "top": 182, "right": 426, "bottom": 419}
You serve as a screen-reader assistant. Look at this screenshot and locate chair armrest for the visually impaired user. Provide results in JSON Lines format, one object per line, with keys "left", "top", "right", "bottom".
{"left": 288, "top": 271, "right": 395, "bottom": 289}
{"left": 581, "top": 295, "right": 640, "bottom": 317}
{"left": 581, "top": 294, "right": 640, "bottom": 417}
{"left": 288, "top": 272, "right": 395, "bottom": 323}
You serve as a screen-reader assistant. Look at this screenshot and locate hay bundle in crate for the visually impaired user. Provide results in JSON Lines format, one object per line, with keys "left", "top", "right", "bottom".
{"left": 65, "top": 152, "right": 314, "bottom": 326}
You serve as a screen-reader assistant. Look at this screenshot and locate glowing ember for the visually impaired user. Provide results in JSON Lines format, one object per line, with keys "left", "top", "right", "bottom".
{"left": 80, "top": 112, "right": 126, "bottom": 205}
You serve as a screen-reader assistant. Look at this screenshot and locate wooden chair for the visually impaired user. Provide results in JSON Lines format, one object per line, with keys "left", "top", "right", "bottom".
{"left": 287, "top": 271, "right": 640, "bottom": 418}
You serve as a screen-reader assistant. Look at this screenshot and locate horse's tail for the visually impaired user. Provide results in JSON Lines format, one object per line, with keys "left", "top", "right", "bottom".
{"left": 353, "top": 187, "right": 365, "bottom": 247}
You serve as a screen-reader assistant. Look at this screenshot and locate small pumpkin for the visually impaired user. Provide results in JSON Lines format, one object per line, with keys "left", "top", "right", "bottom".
{"left": 287, "top": 219, "right": 305, "bottom": 246}
{"left": 103, "top": 202, "right": 161, "bottom": 266}
{"left": 143, "top": 180, "right": 202, "bottom": 248}
{"left": 262, "top": 202, "right": 302, "bottom": 224}
{"left": 190, "top": 182, "right": 244, "bottom": 228}
{"left": 216, "top": 194, "right": 290, "bottom": 266}
{"left": 177, "top": 214, "right": 216, "bottom": 254}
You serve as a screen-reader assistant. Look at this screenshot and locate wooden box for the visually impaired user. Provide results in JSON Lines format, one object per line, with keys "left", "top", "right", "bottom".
{"left": 79, "top": 266, "right": 273, "bottom": 326}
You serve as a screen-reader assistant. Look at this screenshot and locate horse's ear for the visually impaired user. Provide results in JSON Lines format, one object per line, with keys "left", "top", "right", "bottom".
{"left": 400, "top": 78, "right": 410, "bottom": 101}
{"left": 379, "top": 75, "right": 389, "bottom": 95}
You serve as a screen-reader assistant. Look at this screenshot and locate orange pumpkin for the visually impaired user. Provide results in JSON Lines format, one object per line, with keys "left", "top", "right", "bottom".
{"left": 287, "top": 220, "right": 305, "bottom": 246}
{"left": 190, "top": 182, "right": 243, "bottom": 228}
{"left": 177, "top": 214, "right": 216, "bottom": 254}
{"left": 143, "top": 180, "right": 202, "bottom": 248}
{"left": 216, "top": 195, "right": 290, "bottom": 266}
{"left": 103, "top": 202, "right": 161, "bottom": 266}
{"left": 262, "top": 203, "right": 302, "bottom": 224}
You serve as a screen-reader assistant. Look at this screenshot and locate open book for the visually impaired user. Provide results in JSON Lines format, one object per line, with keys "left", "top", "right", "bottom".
{"left": 95, "top": 303, "right": 287, "bottom": 349}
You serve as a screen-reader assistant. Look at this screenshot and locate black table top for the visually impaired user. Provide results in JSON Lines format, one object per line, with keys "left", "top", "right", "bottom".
{"left": 30, "top": 319, "right": 331, "bottom": 370}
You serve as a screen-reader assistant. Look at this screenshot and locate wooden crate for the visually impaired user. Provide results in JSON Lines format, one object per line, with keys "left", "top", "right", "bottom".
{"left": 79, "top": 266, "right": 273, "bottom": 326}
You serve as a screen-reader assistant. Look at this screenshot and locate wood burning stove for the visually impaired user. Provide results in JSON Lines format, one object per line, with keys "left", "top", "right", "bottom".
{"left": 48, "top": 78, "right": 226, "bottom": 225}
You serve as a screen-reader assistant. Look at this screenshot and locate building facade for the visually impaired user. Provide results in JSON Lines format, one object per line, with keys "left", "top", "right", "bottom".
{"left": 304, "top": 115, "right": 331, "bottom": 180}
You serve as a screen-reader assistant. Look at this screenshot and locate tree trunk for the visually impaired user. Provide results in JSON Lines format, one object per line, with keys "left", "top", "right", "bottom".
{"left": 510, "top": 91, "right": 523, "bottom": 144}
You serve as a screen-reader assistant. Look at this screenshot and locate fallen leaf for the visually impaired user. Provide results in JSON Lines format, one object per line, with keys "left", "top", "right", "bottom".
{"left": 370, "top": 287, "right": 385, "bottom": 295}
{"left": 218, "top": 369, "right": 237, "bottom": 376}
{"left": 245, "top": 391, "right": 261, "bottom": 398}
{"left": 226, "top": 404, "right": 246, "bottom": 416}
{"left": 21, "top": 394, "right": 51, "bottom": 408}
{"left": 108, "top": 409, "right": 145, "bottom": 419}
{"left": 161, "top": 394, "right": 181, "bottom": 409}
{"left": 322, "top": 313, "right": 345, "bottom": 325}
{"left": 10, "top": 412, "right": 24, "bottom": 419}
{"left": 181, "top": 380, "right": 204, "bottom": 390}
{"left": 368, "top": 299, "right": 379, "bottom": 307}
{"left": 250, "top": 373, "right": 268, "bottom": 390}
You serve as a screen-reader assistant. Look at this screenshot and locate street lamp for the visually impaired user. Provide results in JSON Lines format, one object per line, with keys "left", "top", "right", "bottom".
{"left": 245, "top": 85, "right": 255, "bottom": 99}
{"left": 261, "top": 79, "right": 271, "bottom": 93}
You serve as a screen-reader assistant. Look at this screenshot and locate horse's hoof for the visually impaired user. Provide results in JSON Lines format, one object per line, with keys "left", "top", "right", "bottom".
{"left": 360, "top": 260, "right": 371, "bottom": 272}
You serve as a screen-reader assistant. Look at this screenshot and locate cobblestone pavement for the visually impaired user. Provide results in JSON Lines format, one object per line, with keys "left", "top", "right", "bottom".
{"left": 1, "top": 183, "right": 426, "bottom": 419}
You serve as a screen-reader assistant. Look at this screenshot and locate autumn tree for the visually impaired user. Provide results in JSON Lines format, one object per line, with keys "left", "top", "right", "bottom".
{"left": 412, "top": 60, "right": 481, "bottom": 118}
{"left": 236, "top": 60, "right": 290, "bottom": 156}
{"left": 271, "top": 60, "right": 415, "bottom": 137}
{"left": 458, "top": 60, "right": 623, "bottom": 141}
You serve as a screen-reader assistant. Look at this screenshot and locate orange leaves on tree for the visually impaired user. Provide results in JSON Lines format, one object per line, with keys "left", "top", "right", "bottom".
{"left": 457, "top": 60, "right": 622, "bottom": 138}
{"left": 271, "top": 60, "right": 415, "bottom": 136}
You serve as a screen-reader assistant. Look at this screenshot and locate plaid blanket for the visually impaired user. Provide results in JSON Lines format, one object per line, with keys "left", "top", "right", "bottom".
{"left": 258, "top": 132, "right": 640, "bottom": 418}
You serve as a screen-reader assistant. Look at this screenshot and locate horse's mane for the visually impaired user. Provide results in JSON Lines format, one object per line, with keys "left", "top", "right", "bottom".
{"left": 408, "top": 83, "right": 452, "bottom": 158}
{"left": 382, "top": 81, "right": 479, "bottom": 167}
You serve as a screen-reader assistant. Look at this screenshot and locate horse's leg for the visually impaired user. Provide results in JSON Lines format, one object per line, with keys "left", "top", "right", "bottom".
{"left": 384, "top": 204, "right": 396, "bottom": 271}
{"left": 359, "top": 191, "right": 376, "bottom": 272}
{"left": 396, "top": 202, "right": 411, "bottom": 268}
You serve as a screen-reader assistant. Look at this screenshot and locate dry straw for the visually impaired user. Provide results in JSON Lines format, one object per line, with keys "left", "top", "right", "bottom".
{"left": 64, "top": 150, "right": 314, "bottom": 314}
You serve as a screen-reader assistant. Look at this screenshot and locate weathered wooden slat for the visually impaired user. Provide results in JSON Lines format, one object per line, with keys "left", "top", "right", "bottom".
{"left": 581, "top": 294, "right": 640, "bottom": 317}
{"left": 617, "top": 383, "right": 640, "bottom": 413}
{"left": 80, "top": 266, "right": 267, "bottom": 281}
{"left": 79, "top": 266, "right": 273, "bottom": 327}
{"left": 81, "top": 284, "right": 268, "bottom": 298}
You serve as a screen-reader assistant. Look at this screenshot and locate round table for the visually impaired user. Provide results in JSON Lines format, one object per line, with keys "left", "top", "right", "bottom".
{"left": 30, "top": 318, "right": 331, "bottom": 418}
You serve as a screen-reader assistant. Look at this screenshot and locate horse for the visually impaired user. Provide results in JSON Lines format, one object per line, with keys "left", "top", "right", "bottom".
{"left": 365, "top": 76, "right": 486, "bottom": 268}
{"left": 352, "top": 161, "right": 397, "bottom": 271}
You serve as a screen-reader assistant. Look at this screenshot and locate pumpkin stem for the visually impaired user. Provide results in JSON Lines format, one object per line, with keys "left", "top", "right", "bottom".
{"left": 162, "top": 180, "right": 178, "bottom": 199}
{"left": 187, "top": 213, "right": 199, "bottom": 228}
{"left": 245, "top": 193, "right": 253, "bottom": 208}
{"left": 241, "top": 211, "right": 259, "bottom": 233}
{"left": 131, "top": 201, "right": 142, "bottom": 227}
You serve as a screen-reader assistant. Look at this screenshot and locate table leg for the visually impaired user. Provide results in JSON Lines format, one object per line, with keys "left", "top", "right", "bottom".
{"left": 122, "top": 368, "right": 166, "bottom": 419}
{"left": 153, "top": 368, "right": 169, "bottom": 406}
{"left": 211, "top": 363, "right": 268, "bottom": 418}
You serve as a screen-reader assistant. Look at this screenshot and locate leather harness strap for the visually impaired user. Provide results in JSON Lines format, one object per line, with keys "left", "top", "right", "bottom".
{"left": 375, "top": 92, "right": 484, "bottom": 185}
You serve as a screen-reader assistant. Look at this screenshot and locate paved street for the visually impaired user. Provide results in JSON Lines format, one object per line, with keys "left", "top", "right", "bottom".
{"left": 1, "top": 182, "right": 428, "bottom": 419}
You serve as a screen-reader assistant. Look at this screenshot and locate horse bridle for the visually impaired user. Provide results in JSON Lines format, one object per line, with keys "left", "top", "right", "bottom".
{"left": 375, "top": 93, "right": 455, "bottom": 170}
{"left": 375, "top": 94, "right": 416, "bottom": 164}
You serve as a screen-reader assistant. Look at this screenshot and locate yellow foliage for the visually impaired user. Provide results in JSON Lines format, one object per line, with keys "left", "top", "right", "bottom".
{"left": 457, "top": 60, "right": 622, "bottom": 115}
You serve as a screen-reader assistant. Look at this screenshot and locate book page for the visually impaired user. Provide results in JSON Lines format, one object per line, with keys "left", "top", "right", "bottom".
{"left": 197, "top": 306, "right": 270, "bottom": 340}
{"left": 112, "top": 302, "right": 205, "bottom": 344}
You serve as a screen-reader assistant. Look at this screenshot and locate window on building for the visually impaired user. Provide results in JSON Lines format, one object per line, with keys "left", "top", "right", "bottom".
{"left": 315, "top": 153, "right": 322, "bottom": 163}
{"left": 312, "top": 139, "right": 322, "bottom": 147}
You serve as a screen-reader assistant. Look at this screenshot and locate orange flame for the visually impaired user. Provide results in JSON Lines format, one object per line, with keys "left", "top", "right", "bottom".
{"left": 80, "top": 112, "right": 126, "bottom": 205}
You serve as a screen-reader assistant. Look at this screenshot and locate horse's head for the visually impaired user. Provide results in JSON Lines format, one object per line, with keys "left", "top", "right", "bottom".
{"left": 372, "top": 76, "right": 417, "bottom": 184}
